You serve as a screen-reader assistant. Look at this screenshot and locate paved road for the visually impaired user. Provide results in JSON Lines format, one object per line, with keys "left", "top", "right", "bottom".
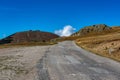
{"left": 37, "top": 41, "right": 120, "bottom": 80}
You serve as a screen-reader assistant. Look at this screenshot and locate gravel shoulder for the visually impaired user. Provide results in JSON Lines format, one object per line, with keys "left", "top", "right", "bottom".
{"left": 0, "top": 46, "right": 50, "bottom": 80}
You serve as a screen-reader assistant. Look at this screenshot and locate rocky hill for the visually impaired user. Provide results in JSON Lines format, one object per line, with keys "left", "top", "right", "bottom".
{"left": 0, "top": 30, "right": 59, "bottom": 44}
{"left": 72, "top": 24, "right": 112, "bottom": 36}
{"left": 75, "top": 25, "right": 120, "bottom": 61}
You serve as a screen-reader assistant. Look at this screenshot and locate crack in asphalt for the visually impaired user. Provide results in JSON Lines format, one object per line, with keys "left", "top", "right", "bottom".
{"left": 37, "top": 48, "right": 51, "bottom": 80}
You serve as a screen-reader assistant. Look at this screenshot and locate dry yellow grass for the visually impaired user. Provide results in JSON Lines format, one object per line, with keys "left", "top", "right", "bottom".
{"left": 0, "top": 41, "right": 57, "bottom": 49}
{"left": 76, "top": 27, "right": 120, "bottom": 61}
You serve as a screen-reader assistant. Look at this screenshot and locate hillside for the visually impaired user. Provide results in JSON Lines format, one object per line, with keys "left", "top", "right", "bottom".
{"left": 75, "top": 25, "right": 120, "bottom": 61}
{"left": 72, "top": 24, "right": 112, "bottom": 37}
{"left": 0, "top": 30, "right": 59, "bottom": 44}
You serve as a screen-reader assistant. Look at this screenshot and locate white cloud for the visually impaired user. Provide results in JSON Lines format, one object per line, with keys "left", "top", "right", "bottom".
{"left": 55, "top": 25, "right": 76, "bottom": 36}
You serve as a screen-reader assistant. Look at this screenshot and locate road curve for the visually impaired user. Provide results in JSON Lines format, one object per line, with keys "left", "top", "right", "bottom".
{"left": 37, "top": 41, "right": 120, "bottom": 80}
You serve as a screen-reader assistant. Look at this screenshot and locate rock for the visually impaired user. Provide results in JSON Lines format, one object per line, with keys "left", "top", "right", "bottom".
{"left": 71, "top": 24, "right": 112, "bottom": 36}
{"left": 108, "top": 48, "right": 115, "bottom": 54}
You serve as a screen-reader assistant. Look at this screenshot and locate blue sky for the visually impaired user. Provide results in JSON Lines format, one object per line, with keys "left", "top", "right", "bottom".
{"left": 0, "top": 0, "right": 120, "bottom": 38}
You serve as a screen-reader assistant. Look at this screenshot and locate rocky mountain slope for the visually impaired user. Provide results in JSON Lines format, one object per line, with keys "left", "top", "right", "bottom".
{"left": 72, "top": 24, "right": 112, "bottom": 36}
{"left": 75, "top": 25, "right": 120, "bottom": 61}
{"left": 0, "top": 30, "right": 59, "bottom": 44}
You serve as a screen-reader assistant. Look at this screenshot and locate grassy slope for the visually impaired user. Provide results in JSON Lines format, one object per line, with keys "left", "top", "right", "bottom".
{"left": 75, "top": 27, "right": 120, "bottom": 61}
{"left": 0, "top": 41, "right": 57, "bottom": 49}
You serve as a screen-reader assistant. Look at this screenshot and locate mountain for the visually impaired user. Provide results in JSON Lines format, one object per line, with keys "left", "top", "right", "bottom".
{"left": 75, "top": 25, "right": 120, "bottom": 61}
{"left": 0, "top": 30, "right": 59, "bottom": 44}
{"left": 72, "top": 24, "right": 112, "bottom": 36}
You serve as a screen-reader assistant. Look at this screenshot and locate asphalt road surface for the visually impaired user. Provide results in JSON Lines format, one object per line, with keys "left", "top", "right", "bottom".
{"left": 37, "top": 41, "right": 120, "bottom": 80}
